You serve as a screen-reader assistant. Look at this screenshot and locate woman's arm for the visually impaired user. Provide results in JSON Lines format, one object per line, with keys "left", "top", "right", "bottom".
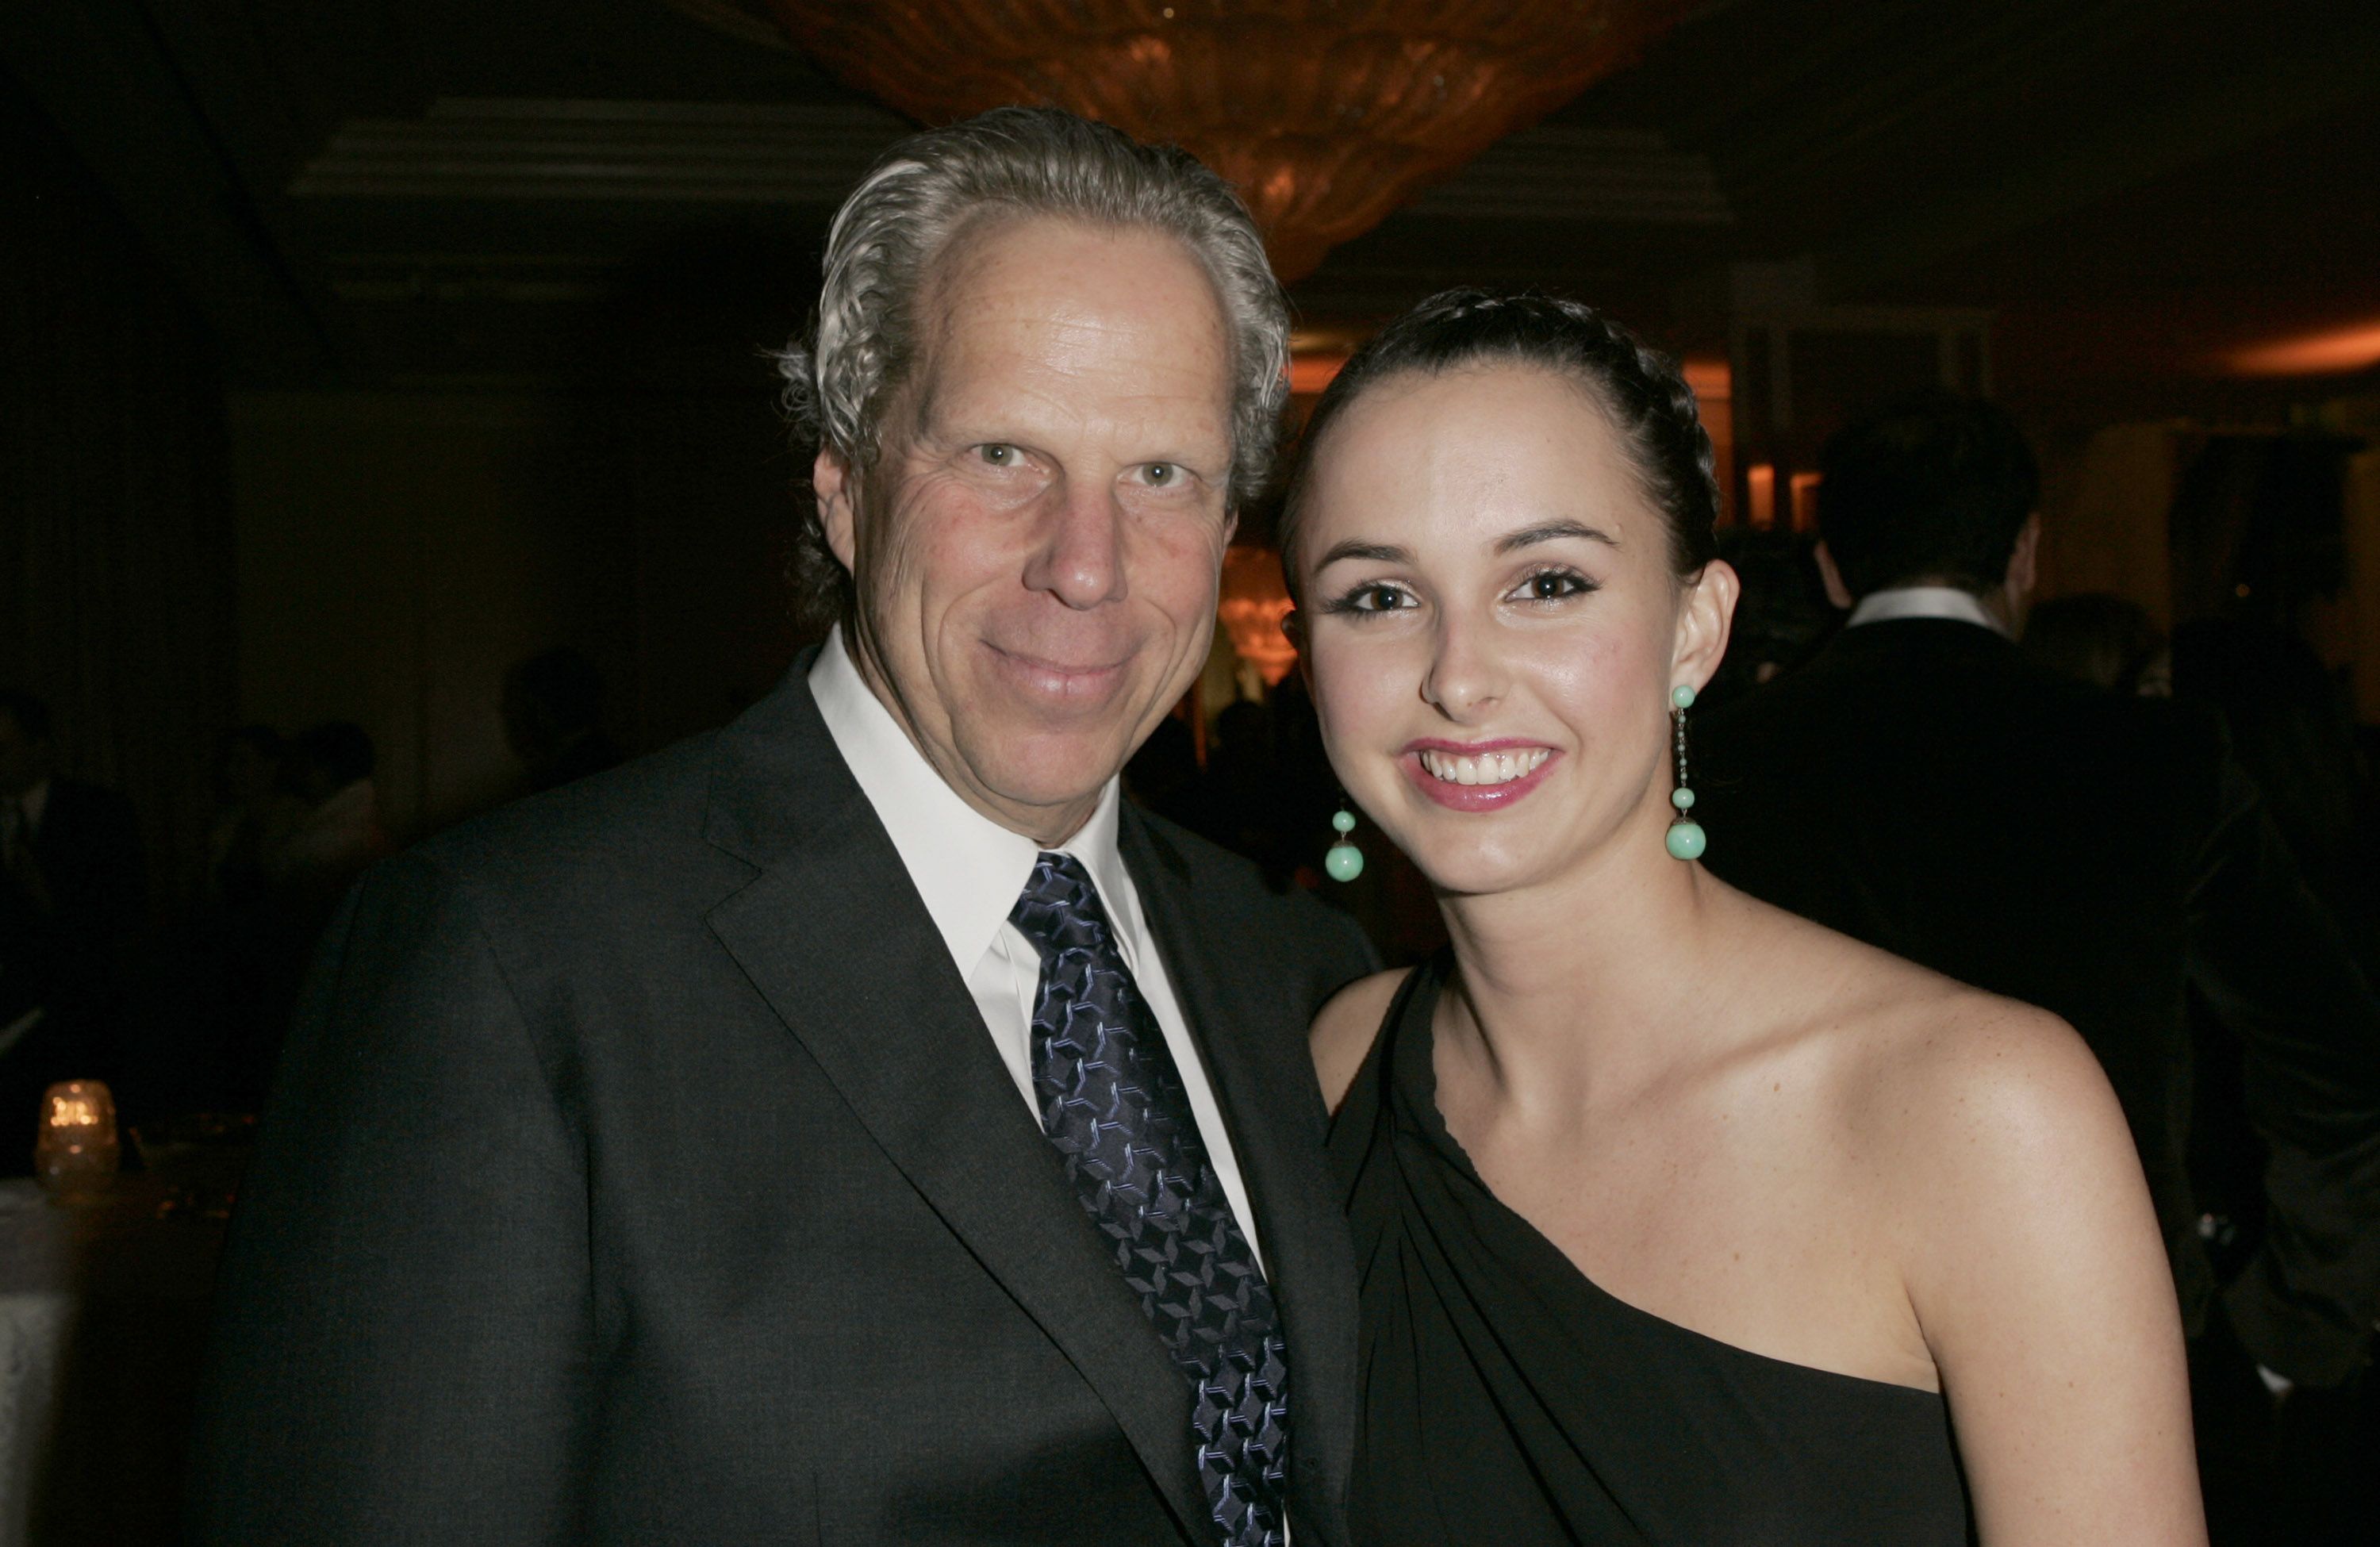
{"left": 1884, "top": 1000, "right": 2205, "bottom": 1545}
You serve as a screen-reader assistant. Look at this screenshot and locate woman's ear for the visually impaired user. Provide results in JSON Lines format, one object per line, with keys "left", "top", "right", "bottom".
{"left": 1674, "top": 559, "right": 1741, "bottom": 695}
{"left": 813, "top": 447, "right": 861, "bottom": 573}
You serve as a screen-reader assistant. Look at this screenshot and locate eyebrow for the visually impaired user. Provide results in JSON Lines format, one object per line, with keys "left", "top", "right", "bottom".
{"left": 1496, "top": 520, "right": 1620, "bottom": 554}
{"left": 1312, "top": 539, "right": 1411, "bottom": 568}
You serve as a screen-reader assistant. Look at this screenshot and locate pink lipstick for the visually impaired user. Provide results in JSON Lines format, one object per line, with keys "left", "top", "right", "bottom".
{"left": 1400, "top": 738, "right": 1560, "bottom": 812}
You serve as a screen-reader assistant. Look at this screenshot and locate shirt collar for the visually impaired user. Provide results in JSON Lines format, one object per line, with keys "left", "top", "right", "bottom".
{"left": 808, "top": 626, "right": 1134, "bottom": 969}
{"left": 1845, "top": 585, "right": 2010, "bottom": 637}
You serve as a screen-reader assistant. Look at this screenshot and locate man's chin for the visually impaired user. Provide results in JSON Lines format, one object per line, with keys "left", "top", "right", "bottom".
{"left": 958, "top": 727, "right": 1142, "bottom": 822}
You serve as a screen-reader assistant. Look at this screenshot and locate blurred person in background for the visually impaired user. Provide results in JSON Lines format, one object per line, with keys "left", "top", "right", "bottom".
{"left": 1700, "top": 527, "right": 1837, "bottom": 708}
{"left": 501, "top": 646, "right": 622, "bottom": 794}
{"left": 2168, "top": 619, "right": 2376, "bottom": 947}
{"left": 130, "top": 723, "right": 307, "bottom": 1118}
{"left": 2167, "top": 616, "right": 2380, "bottom": 1542}
{"left": 205, "top": 724, "right": 290, "bottom": 911}
{"left": 2023, "top": 592, "right": 2169, "bottom": 697}
{"left": 1700, "top": 390, "right": 2380, "bottom": 1545}
{"left": 265, "top": 721, "right": 390, "bottom": 935}
{"left": 0, "top": 688, "right": 146, "bottom": 1159}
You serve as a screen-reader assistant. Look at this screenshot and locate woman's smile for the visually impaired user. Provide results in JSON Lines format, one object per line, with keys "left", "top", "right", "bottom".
{"left": 1403, "top": 739, "right": 1560, "bottom": 811}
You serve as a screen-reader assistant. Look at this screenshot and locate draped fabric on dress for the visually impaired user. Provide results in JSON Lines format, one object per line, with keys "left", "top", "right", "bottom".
{"left": 1328, "top": 954, "right": 1974, "bottom": 1545}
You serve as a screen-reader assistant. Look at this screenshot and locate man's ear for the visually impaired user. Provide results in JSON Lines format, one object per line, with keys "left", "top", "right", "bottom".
{"left": 1813, "top": 541, "right": 1856, "bottom": 611}
{"left": 1674, "top": 559, "right": 1741, "bottom": 694}
{"left": 813, "top": 447, "right": 862, "bottom": 574}
{"left": 2005, "top": 512, "right": 2042, "bottom": 604}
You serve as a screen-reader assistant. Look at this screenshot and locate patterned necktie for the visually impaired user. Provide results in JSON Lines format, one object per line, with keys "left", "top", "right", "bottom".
{"left": 1011, "top": 852, "right": 1288, "bottom": 1547}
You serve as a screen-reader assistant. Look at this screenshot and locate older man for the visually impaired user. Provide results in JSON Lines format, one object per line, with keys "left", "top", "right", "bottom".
{"left": 190, "top": 109, "right": 1374, "bottom": 1546}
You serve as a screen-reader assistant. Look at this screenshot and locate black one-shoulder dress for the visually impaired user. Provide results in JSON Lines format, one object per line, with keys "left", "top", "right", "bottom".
{"left": 1328, "top": 954, "right": 1974, "bottom": 1545}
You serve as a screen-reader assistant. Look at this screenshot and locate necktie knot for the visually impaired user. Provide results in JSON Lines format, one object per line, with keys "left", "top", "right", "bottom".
{"left": 1009, "top": 850, "right": 1117, "bottom": 958}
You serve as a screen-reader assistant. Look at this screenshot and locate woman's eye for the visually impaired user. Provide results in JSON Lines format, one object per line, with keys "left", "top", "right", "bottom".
{"left": 1144, "top": 462, "right": 1177, "bottom": 486}
{"left": 1333, "top": 582, "right": 1411, "bottom": 615}
{"left": 1511, "top": 569, "right": 1595, "bottom": 603}
{"left": 977, "top": 443, "right": 1018, "bottom": 466}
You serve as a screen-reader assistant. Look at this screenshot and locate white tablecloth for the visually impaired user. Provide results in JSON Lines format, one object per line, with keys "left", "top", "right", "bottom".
{"left": 0, "top": 1178, "right": 222, "bottom": 1547}
{"left": 0, "top": 1183, "right": 76, "bottom": 1547}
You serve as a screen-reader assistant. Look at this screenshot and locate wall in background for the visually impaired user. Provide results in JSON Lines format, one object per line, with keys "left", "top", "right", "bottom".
{"left": 230, "top": 387, "right": 808, "bottom": 842}
{"left": 2036, "top": 422, "right": 2178, "bottom": 627}
{"left": 1, "top": 69, "right": 236, "bottom": 908}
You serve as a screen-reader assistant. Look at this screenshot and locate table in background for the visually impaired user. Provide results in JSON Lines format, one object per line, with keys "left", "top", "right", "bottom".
{"left": 0, "top": 1178, "right": 224, "bottom": 1546}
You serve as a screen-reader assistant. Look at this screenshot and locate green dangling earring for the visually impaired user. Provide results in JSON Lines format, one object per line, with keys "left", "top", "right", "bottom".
{"left": 1665, "top": 684, "right": 1707, "bottom": 862}
{"left": 1326, "top": 804, "right": 1365, "bottom": 882}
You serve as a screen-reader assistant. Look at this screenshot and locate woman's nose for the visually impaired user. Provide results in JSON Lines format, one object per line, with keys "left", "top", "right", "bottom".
{"left": 1422, "top": 612, "right": 1507, "bottom": 720}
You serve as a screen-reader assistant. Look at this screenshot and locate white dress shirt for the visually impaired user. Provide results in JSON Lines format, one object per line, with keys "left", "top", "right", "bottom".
{"left": 808, "top": 628, "right": 1266, "bottom": 1267}
{"left": 1845, "top": 585, "right": 2010, "bottom": 636}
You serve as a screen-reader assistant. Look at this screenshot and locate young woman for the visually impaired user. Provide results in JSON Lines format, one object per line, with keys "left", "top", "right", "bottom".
{"left": 1289, "top": 291, "right": 2203, "bottom": 1545}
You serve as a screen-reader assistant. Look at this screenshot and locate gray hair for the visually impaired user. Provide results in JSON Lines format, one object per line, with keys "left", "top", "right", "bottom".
{"left": 774, "top": 106, "right": 1291, "bottom": 625}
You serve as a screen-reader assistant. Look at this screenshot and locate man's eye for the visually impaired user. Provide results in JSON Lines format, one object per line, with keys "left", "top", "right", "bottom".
{"left": 1145, "top": 463, "right": 1177, "bottom": 486}
{"left": 977, "top": 443, "right": 1017, "bottom": 466}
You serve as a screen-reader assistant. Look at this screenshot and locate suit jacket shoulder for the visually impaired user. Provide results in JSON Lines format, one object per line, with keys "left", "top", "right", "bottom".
{"left": 408, "top": 731, "right": 729, "bottom": 899}
{"left": 1124, "top": 804, "right": 1379, "bottom": 991}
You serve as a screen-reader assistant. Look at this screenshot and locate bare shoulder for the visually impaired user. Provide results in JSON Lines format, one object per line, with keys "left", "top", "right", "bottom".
{"left": 1770, "top": 929, "right": 2194, "bottom": 1541}
{"left": 1728, "top": 897, "right": 2128, "bottom": 1193}
{"left": 1783, "top": 924, "right": 2139, "bottom": 1257}
{"left": 1854, "top": 979, "right": 2123, "bottom": 1177}
{"left": 1310, "top": 967, "right": 1413, "bottom": 1115}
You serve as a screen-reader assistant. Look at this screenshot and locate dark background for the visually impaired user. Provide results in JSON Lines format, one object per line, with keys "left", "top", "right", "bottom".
{"left": 5, "top": 0, "right": 2377, "bottom": 901}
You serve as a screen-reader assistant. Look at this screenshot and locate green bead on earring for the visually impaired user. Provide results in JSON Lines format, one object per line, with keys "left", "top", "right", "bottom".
{"left": 1326, "top": 805, "right": 1365, "bottom": 882}
{"left": 1665, "top": 684, "right": 1707, "bottom": 861}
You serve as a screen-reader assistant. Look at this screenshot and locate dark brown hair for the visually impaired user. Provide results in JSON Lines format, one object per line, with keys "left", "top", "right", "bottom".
{"left": 1280, "top": 288, "right": 1718, "bottom": 593}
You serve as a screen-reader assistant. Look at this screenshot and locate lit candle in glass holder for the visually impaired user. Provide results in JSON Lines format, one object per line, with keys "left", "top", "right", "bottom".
{"left": 36, "top": 1079, "right": 120, "bottom": 1198}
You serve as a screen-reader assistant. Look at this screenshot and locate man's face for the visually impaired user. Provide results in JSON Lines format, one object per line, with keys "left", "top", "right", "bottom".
{"left": 817, "top": 216, "right": 1239, "bottom": 843}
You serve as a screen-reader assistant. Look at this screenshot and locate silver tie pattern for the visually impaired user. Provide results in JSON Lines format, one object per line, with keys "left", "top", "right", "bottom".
{"left": 1010, "top": 852, "right": 1289, "bottom": 1547}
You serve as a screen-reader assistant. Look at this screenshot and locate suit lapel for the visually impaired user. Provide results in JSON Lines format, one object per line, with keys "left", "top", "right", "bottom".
{"left": 701, "top": 668, "right": 1207, "bottom": 1536}
{"left": 1121, "top": 810, "right": 1359, "bottom": 1547}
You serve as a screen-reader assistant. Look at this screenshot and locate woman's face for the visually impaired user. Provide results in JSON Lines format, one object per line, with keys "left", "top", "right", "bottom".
{"left": 1294, "top": 363, "right": 1733, "bottom": 897}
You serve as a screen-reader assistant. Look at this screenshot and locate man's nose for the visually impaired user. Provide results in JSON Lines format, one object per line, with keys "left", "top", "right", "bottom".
{"left": 1022, "top": 478, "right": 1127, "bottom": 609}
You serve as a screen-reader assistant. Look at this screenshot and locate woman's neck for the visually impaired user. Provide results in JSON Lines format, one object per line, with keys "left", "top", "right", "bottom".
{"left": 1437, "top": 826, "right": 1741, "bottom": 1124}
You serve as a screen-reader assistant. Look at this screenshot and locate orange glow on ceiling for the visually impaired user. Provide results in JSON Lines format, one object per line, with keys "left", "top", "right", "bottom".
{"left": 2226, "top": 318, "right": 2380, "bottom": 377}
{"left": 740, "top": 1, "right": 1702, "bottom": 281}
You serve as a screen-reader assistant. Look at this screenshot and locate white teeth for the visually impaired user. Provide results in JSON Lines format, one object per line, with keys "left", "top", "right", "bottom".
{"left": 1418, "top": 748, "right": 1549, "bottom": 787}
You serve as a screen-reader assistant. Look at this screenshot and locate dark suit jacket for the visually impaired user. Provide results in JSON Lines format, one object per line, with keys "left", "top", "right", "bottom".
{"left": 188, "top": 658, "right": 1377, "bottom": 1544}
{"left": 1700, "top": 618, "right": 2380, "bottom": 1385}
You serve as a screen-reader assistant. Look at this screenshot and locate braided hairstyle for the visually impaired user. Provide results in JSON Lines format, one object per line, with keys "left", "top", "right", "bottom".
{"left": 1280, "top": 289, "right": 1718, "bottom": 595}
